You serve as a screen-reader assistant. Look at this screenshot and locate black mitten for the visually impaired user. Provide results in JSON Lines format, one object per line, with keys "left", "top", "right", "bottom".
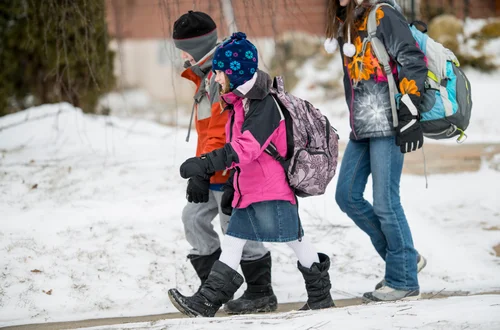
{"left": 220, "top": 172, "right": 235, "bottom": 216}
{"left": 180, "top": 156, "right": 213, "bottom": 180}
{"left": 180, "top": 144, "right": 239, "bottom": 179}
{"left": 396, "top": 94, "right": 424, "bottom": 154}
{"left": 186, "top": 176, "right": 210, "bottom": 203}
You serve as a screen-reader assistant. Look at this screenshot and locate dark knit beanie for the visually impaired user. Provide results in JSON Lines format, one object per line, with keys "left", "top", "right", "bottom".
{"left": 173, "top": 11, "right": 217, "bottom": 62}
{"left": 212, "top": 32, "right": 258, "bottom": 90}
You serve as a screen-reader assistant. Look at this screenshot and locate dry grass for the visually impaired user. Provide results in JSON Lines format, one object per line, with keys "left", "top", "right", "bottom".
{"left": 493, "top": 244, "right": 500, "bottom": 257}
{"left": 472, "top": 21, "right": 500, "bottom": 40}
{"left": 428, "top": 15, "right": 464, "bottom": 54}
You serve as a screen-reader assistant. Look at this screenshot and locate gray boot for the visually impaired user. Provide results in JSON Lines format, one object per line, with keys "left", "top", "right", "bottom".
{"left": 374, "top": 254, "right": 427, "bottom": 290}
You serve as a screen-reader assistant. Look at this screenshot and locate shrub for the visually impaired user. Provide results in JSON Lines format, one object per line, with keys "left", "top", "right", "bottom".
{"left": 471, "top": 20, "right": 500, "bottom": 40}
{"left": 0, "top": 0, "right": 115, "bottom": 116}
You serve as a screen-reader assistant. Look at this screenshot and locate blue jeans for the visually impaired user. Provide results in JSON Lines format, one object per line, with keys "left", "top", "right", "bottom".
{"left": 335, "top": 137, "right": 419, "bottom": 291}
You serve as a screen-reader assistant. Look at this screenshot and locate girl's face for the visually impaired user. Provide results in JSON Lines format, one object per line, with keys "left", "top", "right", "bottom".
{"left": 214, "top": 70, "right": 227, "bottom": 91}
{"left": 339, "top": 0, "right": 350, "bottom": 6}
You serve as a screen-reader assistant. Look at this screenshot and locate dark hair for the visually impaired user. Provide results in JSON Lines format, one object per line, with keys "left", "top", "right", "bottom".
{"left": 325, "top": 0, "right": 374, "bottom": 41}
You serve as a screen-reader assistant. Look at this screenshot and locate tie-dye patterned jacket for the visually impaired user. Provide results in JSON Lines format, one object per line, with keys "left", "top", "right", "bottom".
{"left": 338, "top": 0, "right": 428, "bottom": 140}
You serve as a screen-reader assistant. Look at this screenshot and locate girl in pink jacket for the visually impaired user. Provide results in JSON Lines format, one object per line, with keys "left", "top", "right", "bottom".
{"left": 168, "top": 32, "right": 334, "bottom": 318}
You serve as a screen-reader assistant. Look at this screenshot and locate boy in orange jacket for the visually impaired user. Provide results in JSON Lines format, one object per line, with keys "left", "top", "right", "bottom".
{"left": 172, "top": 10, "right": 277, "bottom": 314}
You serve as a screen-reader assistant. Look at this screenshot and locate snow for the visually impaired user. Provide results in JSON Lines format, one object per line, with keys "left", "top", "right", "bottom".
{"left": 1, "top": 97, "right": 499, "bottom": 328}
{"left": 462, "top": 18, "right": 500, "bottom": 66}
{"left": 78, "top": 295, "right": 500, "bottom": 330}
{"left": 96, "top": 89, "right": 191, "bottom": 127}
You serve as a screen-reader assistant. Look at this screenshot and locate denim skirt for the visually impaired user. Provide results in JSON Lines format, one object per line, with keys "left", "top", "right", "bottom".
{"left": 226, "top": 200, "right": 304, "bottom": 242}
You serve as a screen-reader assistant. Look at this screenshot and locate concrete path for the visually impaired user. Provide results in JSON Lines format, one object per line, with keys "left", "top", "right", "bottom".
{"left": 4, "top": 291, "right": 500, "bottom": 330}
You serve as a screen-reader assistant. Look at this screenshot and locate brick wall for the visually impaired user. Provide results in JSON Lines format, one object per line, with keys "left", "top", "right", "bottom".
{"left": 106, "top": 0, "right": 499, "bottom": 41}
{"left": 420, "top": 0, "right": 499, "bottom": 20}
{"left": 106, "top": 0, "right": 329, "bottom": 40}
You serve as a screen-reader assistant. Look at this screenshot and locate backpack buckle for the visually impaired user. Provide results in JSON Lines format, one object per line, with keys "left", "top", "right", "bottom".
{"left": 456, "top": 128, "right": 467, "bottom": 143}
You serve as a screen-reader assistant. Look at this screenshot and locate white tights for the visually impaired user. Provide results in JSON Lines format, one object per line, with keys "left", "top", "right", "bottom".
{"left": 219, "top": 235, "right": 320, "bottom": 271}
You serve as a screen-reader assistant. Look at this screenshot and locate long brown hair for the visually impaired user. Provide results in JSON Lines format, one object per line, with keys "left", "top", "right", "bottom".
{"left": 218, "top": 71, "right": 232, "bottom": 110}
{"left": 325, "top": 0, "right": 373, "bottom": 41}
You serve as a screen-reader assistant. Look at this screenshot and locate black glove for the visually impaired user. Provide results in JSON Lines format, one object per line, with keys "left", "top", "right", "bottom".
{"left": 396, "top": 95, "right": 424, "bottom": 154}
{"left": 180, "top": 145, "right": 239, "bottom": 179}
{"left": 220, "top": 172, "right": 235, "bottom": 216}
{"left": 186, "top": 176, "right": 210, "bottom": 203}
{"left": 180, "top": 156, "right": 214, "bottom": 180}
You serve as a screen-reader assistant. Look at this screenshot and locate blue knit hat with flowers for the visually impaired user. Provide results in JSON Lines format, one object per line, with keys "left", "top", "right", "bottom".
{"left": 213, "top": 32, "right": 258, "bottom": 90}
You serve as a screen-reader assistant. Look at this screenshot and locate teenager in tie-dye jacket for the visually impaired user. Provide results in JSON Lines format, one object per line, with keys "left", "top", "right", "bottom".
{"left": 325, "top": 0, "right": 428, "bottom": 302}
{"left": 168, "top": 32, "right": 334, "bottom": 318}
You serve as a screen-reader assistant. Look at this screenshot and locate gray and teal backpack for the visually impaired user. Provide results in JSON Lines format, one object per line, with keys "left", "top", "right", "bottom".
{"left": 366, "top": 3, "right": 473, "bottom": 142}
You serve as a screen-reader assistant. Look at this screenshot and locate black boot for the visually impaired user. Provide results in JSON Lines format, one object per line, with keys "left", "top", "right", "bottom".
{"left": 224, "top": 252, "right": 278, "bottom": 314}
{"left": 188, "top": 248, "right": 221, "bottom": 289}
{"left": 168, "top": 260, "right": 244, "bottom": 317}
{"left": 297, "top": 253, "right": 335, "bottom": 310}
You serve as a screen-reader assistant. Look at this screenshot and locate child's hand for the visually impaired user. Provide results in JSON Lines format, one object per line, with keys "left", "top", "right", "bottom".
{"left": 180, "top": 156, "right": 212, "bottom": 179}
{"left": 186, "top": 176, "right": 210, "bottom": 203}
{"left": 220, "top": 182, "right": 235, "bottom": 215}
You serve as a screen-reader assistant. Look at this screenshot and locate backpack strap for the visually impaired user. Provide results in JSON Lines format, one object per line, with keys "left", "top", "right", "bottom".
{"left": 264, "top": 95, "right": 286, "bottom": 161}
{"left": 272, "top": 76, "right": 286, "bottom": 94}
{"left": 367, "top": 3, "right": 399, "bottom": 128}
{"left": 410, "top": 20, "right": 428, "bottom": 33}
{"left": 185, "top": 101, "right": 196, "bottom": 142}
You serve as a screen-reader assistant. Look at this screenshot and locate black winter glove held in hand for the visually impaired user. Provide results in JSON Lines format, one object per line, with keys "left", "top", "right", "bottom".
{"left": 396, "top": 94, "right": 424, "bottom": 154}
{"left": 220, "top": 182, "right": 235, "bottom": 216}
{"left": 186, "top": 176, "right": 210, "bottom": 203}
{"left": 180, "top": 156, "right": 214, "bottom": 179}
{"left": 180, "top": 145, "right": 238, "bottom": 179}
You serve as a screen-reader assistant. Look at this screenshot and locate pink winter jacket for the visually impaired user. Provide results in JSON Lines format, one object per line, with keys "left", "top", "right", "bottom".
{"left": 220, "top": 70, "right": 296, "bottom": 209}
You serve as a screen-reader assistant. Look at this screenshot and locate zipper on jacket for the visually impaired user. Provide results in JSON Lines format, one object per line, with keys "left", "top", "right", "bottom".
{"left": 234, "top": 167, "right": 242, "bottom": 208}
{"left": 229, "top": 109, "right": 235, "bottom": 141}
{"left": 228, "top": 109, "right": 242, "bottom": 208}
{"left": 346, "top": 64, "right": 358, "bottom": 139}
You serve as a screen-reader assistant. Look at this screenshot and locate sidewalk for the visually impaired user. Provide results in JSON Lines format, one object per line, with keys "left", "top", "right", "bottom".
{"left": 4, "top": 291, "right": 499, "bottom": 330}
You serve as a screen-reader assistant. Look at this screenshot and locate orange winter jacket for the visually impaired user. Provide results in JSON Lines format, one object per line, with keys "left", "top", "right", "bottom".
{"left": 181, "top": 48, "right": 229, "bottom": 185}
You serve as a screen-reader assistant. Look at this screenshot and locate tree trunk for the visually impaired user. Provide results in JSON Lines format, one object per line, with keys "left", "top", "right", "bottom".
{"left": 220, "top": 0, "right": 237, "bottom": 34}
